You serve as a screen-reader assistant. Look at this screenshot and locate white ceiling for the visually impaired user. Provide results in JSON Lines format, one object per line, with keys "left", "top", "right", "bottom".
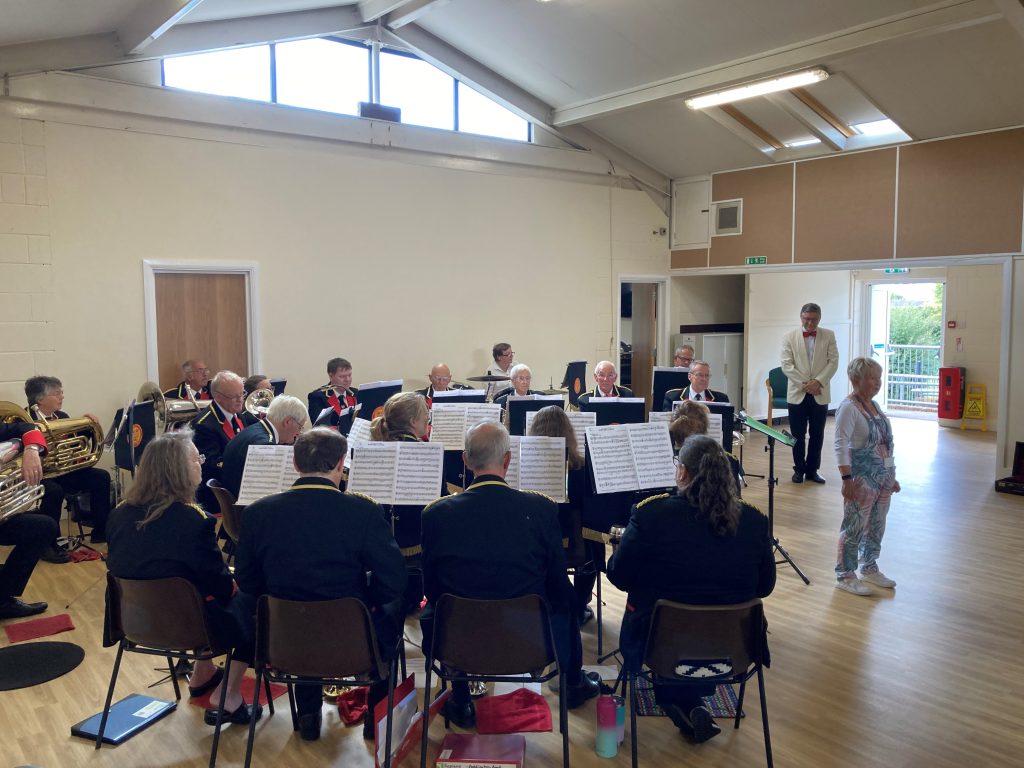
{"left": 1, "top": 0, "right": 1022, "bottom": 186}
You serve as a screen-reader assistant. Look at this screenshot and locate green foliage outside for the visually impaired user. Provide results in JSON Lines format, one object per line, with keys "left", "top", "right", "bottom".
{"left": 889, "top": 283, "right": 944, "bottom": 346}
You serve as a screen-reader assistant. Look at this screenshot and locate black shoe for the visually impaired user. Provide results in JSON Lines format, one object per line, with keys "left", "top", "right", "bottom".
{"left": 89, "top": 531, "right": 107, "bottom": 544}
{"left": 187, "top": 666, "right": 224, "bottom": 698}
{"left": 0, "top": 597, "right": 48, "bottom": 620}
{"left": 362, "top": 713, "right": 375, "bottom": 741}
{"left": 299, "top": 711, "right": 322, "bottom": 741}
{"left": 41, "top": 546, "right": 70, "bottom": 564}
{"left": 442, "top": 697, "right": 476, "bottom": 729}
{"left": 204, "top": 702, "right": 263, "bottom": 726}
{"left": 687, "top": 705, "right": 721, "bottom": 743}
{"left": 564, "top": 671, "right": 601, "bottom": 709}
{"left": 579, "top": 606, "right": 594, "bottom": 627}
{"left": 805, "top": 472, "right": 826, "bottom": 484}
{"left": 791, "top": 472, "right": 804, "bottom": 484}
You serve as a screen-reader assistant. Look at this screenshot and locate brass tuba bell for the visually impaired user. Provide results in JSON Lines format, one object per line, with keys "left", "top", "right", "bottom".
{"left": 245, "top": 388, "right": 274, "bottom": 419}
{"left": 138, "top": 382, "right": 200, "bottom": 431}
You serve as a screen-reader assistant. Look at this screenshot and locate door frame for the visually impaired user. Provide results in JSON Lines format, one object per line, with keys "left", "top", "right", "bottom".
{"left": 617, "top": 274, "right": 670, "bottom": 372}
{"left": 143, "top": 260, "right": 262, "bottom": 383}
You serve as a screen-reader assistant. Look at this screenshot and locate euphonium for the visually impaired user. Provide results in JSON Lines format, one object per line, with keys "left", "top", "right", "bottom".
{"left": 138, "top": 381, "right": 199, "bottom": 431}
{"left": 24, "top": 403, "right": 106, "bottom": 477}
{"left": 245, "top": 388, "right": 274, "bottom": 419}
{"left": 0, "top": 438, "right": 45, "bottom": 523}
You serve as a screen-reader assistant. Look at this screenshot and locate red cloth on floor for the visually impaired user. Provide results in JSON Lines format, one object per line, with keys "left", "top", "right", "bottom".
{"left": 69, "top": 548, "right": 103, "bottom": 562}
{"left": 3, "top": 613, "right": 75, "bottom": 643}
{"left": 337, "top": 686, "right": 369, "bottom": 725}
{"left": 475, "top": 689, "right": 552, "bottom": 734}
{"left": 189, "top": 675, "right": 288, "bottom": 709}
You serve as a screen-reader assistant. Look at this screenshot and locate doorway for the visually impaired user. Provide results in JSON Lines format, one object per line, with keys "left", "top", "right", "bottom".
{"left": 619, "top": 278, "right": 666, "bottom": 412}
{"left": 866, "top": 281, "right": 944, "bottom": 417}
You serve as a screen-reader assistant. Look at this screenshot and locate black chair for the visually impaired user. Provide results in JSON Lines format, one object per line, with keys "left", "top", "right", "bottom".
{"left": 98, "top": 575, "right": 270, "bottom": 768}
{"left": 626, "top": 598, "right": 772, "bottom": 767}
{"left": 244, "top": 596, "right": 401, "bottom": 768}
{"left": 206, "top": 479, "right": 242, "bottom": 562}
{"left": 420, "top": 593, "right": 569, "bottom": 768}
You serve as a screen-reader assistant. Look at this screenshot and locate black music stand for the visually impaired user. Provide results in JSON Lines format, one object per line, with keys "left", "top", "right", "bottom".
{"left": 737, "top": 414, "right": 809, "bottom": 584}
{"left": 506, "top": 396, "right": 563, "bottom": 436}
{"left": 112, "top": 400, "right": 156, "bottom": 478}
{"left": 651, "top": 367, "right": 689, "bottom": 412}
{"left": 562, "top": 360, "right": 588, "bottom": 408}
{"left": 578, "top": 398, "right": 645, "bottom": 426}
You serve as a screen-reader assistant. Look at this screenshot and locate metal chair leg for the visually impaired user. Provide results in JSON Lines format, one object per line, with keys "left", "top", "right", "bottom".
{"left": 420, "top": 662, "right": 434, "bottom": 768}
{"left": 559, "top": 669, "right": 569, "bottom": 768}
{"left": 95, "top": 643, "right": 124, "bottom": 749}
{"left": 736, "top": 678, "right": 748, "bottom": 729}
{"left": 757, "top": 666, "right": 773, "bottom": 768}
{"left": 596, "top": 569, "right": 603, "bottom": 657}
{"left": 209, "top": 650, "right": 233, "bottom": 768}
{"left": 628, "top": 671, "right": 639, "bottom": 768}
{"left": 263, "top": 676, "right": 275, "bottom": 715}
{"left": 383, "top": 656, "right": 398, "bottom": 768}
{"left": 167, "top": 656, "right": 182, "bottom": 701}
{"left": 243, "top": 667, "right": 262, "bottom": 768}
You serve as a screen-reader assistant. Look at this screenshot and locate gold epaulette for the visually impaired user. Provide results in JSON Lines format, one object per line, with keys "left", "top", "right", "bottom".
{"left": 400, "top": 544, "right": 422, "bottom": 557}
{"left": 422, "top": 496, "right": 446, "bottom": 513}
{"left": 522, "top": 488, "right": 556, "bottom": 504}
{"left": 345, "top": 490, "right": 376, "bottom": 504}
{"left": 636, "top": 492, "right": 670, "bottom": 509}
{"left": 186, "top": 502, "right": 208, "bottom": 518}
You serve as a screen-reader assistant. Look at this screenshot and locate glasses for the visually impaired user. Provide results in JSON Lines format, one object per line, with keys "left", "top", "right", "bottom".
{"left": 689, "top": 372, "right": 710, "bottom": 379}
{"left": 216, "top": 390, "right": 245, "bottom": 401}
{"left": 673, "top": 456, "right": 681, "bottom": 466}
{"left": 501, "top": 350, "right": 515, "bottom": 358}
{"left": 195, "top": 454, "right": 206, "bottom": 465}
{"left": 674, "top": 356, "right": 693, "bottom": 365}
{"left": 432, "top": 376, "right": 452, "bottom": 382}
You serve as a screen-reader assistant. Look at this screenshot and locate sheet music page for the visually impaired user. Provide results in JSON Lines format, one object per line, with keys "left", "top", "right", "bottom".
{"left": 648, "top": 411, "right": 674, "bottom": 425}
{"left": 347, "top": 443, "right": 399, "bottom": 505}
{"left": 566, "top": 411, "right": 596, "bottom": 461}
{"left": 627, "top": 423, "right": 676, "bottom": 489}
{"left": 238, "top": 445, "right": 299, "bottom": 505}
{"left": 431, "top": 389, "right": 486, "bottom": 401}
{"left": 586, "top": 425, "right": 639, "bottom": 494}
{"left": 356, "top": 379, "right": 403, "bottom": 392}
{"left": 347, "top": 416, "right": 372, "bottom": 445}
{"left": 706, "top": 413, "right": 724, "bottom": 446}
{"left": 394, "top": 442, "right": 444, "bottom": 505}
{"left": 505, "top": 435, "right": 522, "bottom": 489}
{"left": 427, "top": 404, "right": 467, "bottom": 450}
{"left": 518, "top": 436, "right": 566, "bottom": 503}
{"left": 464, "top": 402, "right": 502, "bottom": 427}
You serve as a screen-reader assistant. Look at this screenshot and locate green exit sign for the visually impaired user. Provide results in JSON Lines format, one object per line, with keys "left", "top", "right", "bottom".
{"left": 884, "top": 268, "right": 910, "bottom": 274}
{"left": 745, "top": 256, "right": 768, "bottom": 265}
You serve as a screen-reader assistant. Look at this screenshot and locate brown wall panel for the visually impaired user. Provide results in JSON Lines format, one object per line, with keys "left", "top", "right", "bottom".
{"left": 795, "top": 148, "right": 896, "bottom": 263}
{"left": 897, "top": 128, "right": 1024, "bottom": 258}
{"left": 670, "top": 248, "right": 709, "bottom": 269}
{"left": 710, "top": 164, "right": 792, "bottom": 267}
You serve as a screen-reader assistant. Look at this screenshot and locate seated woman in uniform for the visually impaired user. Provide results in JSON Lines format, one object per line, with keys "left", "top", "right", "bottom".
{"left": 493, "top": 364, "right": 540, "bottom": 407}
{"left": 105, "top": 431, "right": 260, "bottom": 726}
{"left": 607, "top": 435, "right": 775, "bottom": 745}
{"left": 370, "top": 392, "right": 431, "bottom": 614}
{"left": 669, "top": 400, "right": 743, "bottom": 492}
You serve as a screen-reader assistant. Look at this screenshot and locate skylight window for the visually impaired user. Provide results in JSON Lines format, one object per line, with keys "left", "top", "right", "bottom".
{"left": 853, "top": 118, "right": 904, "bottom": 137}
{"left": 785, "top": 137, "right": 821, "bottom": 148}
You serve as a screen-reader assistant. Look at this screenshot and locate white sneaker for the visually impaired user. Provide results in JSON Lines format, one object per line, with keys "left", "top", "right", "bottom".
{"left": 835, "top": 577, "right": 872, "bottom": 596}
{"left": 861, "top": 570, "right": 896, "bottom": 588}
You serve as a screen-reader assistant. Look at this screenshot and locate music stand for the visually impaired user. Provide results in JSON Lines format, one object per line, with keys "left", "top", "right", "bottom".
{"left": 651, "top": 366, "right": 689, "bottom": 412}
{"left": 736, "top": 414, "right": 809, "bottom": 584}
{"left": 578, "top": 398, "right": 645, "bottom": 426}
{"left": 112, "top": 400, "right": 156, "bottom": 478}
{"left": 506, "top": 395, "right": 563, "bottom": 436}
{"left": 561, "top": 360, "right": 588, "bottom": 408}
{"left": 269, "top": 378, "right": 286, "bottom": 395}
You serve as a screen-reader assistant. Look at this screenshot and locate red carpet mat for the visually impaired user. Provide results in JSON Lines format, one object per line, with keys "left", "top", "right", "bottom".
{"left": 4, "top": 613, "right": 75, "bottom": 643}
{"left": 476, "top": 689, "right": 552, "bottom": 734}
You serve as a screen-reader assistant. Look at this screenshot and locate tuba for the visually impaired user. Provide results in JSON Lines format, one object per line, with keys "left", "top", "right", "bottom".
{"left": 138, "top": 382, "right": 200, "bottom": 432}
{"left": 1, "top": 400, "right": 104, "bottom": 479}
{"left": 0, "top": 433, "right": 45, "bottom": 524}
{"left": 245, "top": 388, "right": 274, "bottom": 419}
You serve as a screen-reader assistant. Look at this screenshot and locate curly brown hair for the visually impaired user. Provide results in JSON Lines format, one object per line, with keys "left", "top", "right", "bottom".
{"left": 678, "top": 435, "right": 740, "bottom": 536}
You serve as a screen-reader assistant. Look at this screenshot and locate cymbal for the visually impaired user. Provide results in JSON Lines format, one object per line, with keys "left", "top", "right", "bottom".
{"left": 466, "top": 374, "right": 510, "bottom": 382}
{"left": 542, "top": 388, "right": 568, "bottom": 395}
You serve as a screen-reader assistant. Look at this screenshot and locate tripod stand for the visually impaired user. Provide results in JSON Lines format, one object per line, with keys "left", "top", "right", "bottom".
{"left": 738, "top": 414, "right": 810, "bottom": 585}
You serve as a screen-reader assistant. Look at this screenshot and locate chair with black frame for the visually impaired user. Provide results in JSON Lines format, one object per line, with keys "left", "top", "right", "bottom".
{"left": 97, "top": 575, "right": 272, "bottom": 768}
{"left": 765, "top": 367, "right": 789, "bottom": 428}
{"left": 625, "top": 598, "right": 772, "bottom": 768}
{"left": 420, "top": 593, "right": 570, "bottom": 768}
{"left": 244, "top": 595, "right": 402, "bottom": 768}
{"left": 206, "top": 479, "right": 242, "bottom": 562}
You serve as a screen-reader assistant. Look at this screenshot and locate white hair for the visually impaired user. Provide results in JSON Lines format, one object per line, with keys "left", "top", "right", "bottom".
{"left": 267, "top": 395, "right": 308, "bottom": 427}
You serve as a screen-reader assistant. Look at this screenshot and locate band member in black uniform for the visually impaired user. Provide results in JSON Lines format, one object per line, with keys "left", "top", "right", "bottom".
{"left": 660, "top": 360, "right": 729, "bottom": 411}
{"left": 26, "top": 375, "right": 110, "bottom": 555}
{"left": 235, "top": 428, "right": 406, "bottom": 741}
{"left": 220, "top": 395, "right": 307, "bottom": 498}
{"left": 163, "top": 359, "right": 212, "bottom": 401}
{"left": 576, "top": 360, "right": 633, "bottom": 404}
{"left": 191, "top": 371, "right": 255, "bottom": 513}
{"left": 370, "top": 392, "right": 432, "bottom": 614}
{"left": 306, "top": 357, "right": 358, "bottom": 430}
{"left": 106, "top": 431, "right": 259, "bottom": 725}
{"left": 0, "top": 421, "right": 57, "bottom": 619}
{"left": 607, "top": 435, "right": 775, "bottom": 744}
{"left": 420, "top": 421, "right": 600, "bottom": 729}
{"left": 243, "top": 374, "right": 270, "bottom": 397}
{"left": 493, "top": 363, "right": 541, "bottom": 406}
{"left": 417, "top": 363, "right": 468, "bottom": 404}
{"left": 669, "top": 401, "right": 743, "bottom": 492}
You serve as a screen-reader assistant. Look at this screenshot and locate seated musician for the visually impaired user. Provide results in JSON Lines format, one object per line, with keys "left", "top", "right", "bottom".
{"left": 163, "top": 359, "right": 212, "bottom": 401}
{"left": 669, "top": 401, "right": 743, "bottom": 492}
{"left": 191, "top": 371, "right": 255, "bottom": 513}
{"left": 493, "top": 363, "right": 540, "bottom": 406}
{"left": 26, "top": 375, "right": 110, "bottom": 555}
{"left": 235, "top": 428, "right": 406, "bottom": 742}
{"left": 243, "top": 374, "right": 270, "bottom": 396}
{"left": 306, "top": 357, "right": 358, "bottom": 425}
{"left": 607, "top": 435, "right": 774, "bottom": 744}
{"left": 485, "top": 342, "right": 515, "bottom": 401}
{"left": 577, "top": 360, "right": 633, "bottom": 404}
{"left": 672, "top": 344, "right": 695, "bottom": 368}
{"left": 0, "top": 420, "right": 58, "bottom": 619}
{"left": 418, "top": 363, "right": 467, "bottom": 404}
{"left": 106, "top": 431, "right": 260, "bottom": 726}
{"left": 661, "top": 360, "right": 728, "bottom": 411}
{"left": 220, "top": 395, "right": 307, "bottom": 499}
{"left": 370, "top": 392, "right": 431, "bottom": 614}
{"left": 420, "top": 421, "right": 600, "bottom": 729}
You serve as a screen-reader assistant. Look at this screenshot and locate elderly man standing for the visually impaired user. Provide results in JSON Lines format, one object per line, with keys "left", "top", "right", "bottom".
{"left": 192, "top": 371, "right": 255, "bottom": 511}
{"left": 420, "top": 421, "right": 600, "bottom": 728}
{"left": 220, "top": 395, "right": 307, "bottom": 498}
{"left": 781, "top": 302, "right": 839, "bottom": 484}
{"left": 577, "top": 360, "right": 633, "bottom": 404}
{"left": 164, "top": 359, "right": 212, "bottom": 401}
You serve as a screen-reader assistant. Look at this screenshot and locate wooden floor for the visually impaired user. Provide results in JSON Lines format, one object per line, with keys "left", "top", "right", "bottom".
{"left": 3, "top": 417, "right": 1023, "bottom": 768}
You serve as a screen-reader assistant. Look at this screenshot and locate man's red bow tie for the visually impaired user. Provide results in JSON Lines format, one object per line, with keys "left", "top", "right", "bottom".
{"left": 803, "top": 331, "right": 816, "bottom": 337}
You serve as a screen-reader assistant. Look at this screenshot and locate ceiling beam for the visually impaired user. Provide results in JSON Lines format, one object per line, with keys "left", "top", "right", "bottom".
{"left": 552, "top": 0, "right": 1000, "bottom": 126}
{"left": 0, "top": 34, "right": 124, "bottom": 77}
{"left": 360, "top": 0, "right": 448, "bottom": 26}
{"left": 117, "top": 0, "right": 206, "bottom": 55}
{"left": 766, "top": 92, "right": 847, "bottom": 150}
{"left": 992, "top": 0, "right": 1024, "bottom": 41}
{"left": 702, "top": 107, "right": 778, "bottom": 157}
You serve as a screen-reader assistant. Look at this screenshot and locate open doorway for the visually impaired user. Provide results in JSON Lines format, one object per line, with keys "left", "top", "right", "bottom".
{"left": 619, "top": 278, "right": 666, "bottom": 411}
{"left": 867, "top": 282, "right": 945, "bottom": 417}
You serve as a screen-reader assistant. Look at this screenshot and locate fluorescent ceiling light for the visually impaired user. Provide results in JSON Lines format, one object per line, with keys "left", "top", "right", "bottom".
{"left": 685, "top": 67, "right": 829, "bottom": 110}
{"left": 853, "top": 118, "right": 903, "bottom": 136}
{"left": 785, "top": 137, "right": 821, "bottom": 148}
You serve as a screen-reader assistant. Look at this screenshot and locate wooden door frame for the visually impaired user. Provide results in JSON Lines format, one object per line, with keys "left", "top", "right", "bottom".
{"left": 617, "top": 273, "right": 670, "bottom": 371}
{"left": 143, "top": 260, "right": 262, "bottom": 383}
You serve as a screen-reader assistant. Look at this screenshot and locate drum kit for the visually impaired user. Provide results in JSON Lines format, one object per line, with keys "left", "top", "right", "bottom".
{"left": 464, "top": 374, "right": 568, "bottom": 396}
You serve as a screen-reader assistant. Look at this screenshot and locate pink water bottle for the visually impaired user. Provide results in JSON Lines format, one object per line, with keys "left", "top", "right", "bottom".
{"left": 595, "top": 695, "right": 618, "bottom": 758}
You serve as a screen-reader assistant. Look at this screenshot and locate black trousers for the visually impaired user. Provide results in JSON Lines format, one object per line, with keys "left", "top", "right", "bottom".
{"left": 0, "top": 512, "right": 59, "bottom": 599}
{"left": 39, "top": 467, "right": 111, "bottom": 537}
{"left": 788, "top": 393, "right": 828, "bottom": 475}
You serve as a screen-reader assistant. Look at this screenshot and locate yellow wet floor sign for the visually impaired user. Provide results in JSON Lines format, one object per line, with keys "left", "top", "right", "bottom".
{"left": 961, "top": 384, "right": 987, "bottom": 431}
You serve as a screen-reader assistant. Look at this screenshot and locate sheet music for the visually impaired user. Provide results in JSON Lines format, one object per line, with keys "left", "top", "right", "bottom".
{"left": 347, "top": 443, "right": 398, "bottom": 504}
{"left": 347, "top": 416, "right": 372, "bottom": 446}
{"left": 627, "top": 422, "right": 676, "bottom": 489}
{"left": 566, "top": 411, "right": 596, "bottom": 457}
{"left": 357, "top": 379, "right": 403, "bottom": 392}
{"left": 431, "top": 389, "right": 486, "bottom": 401}
{"left": 518, "top": 436, "right": 566, "bottom": 502}
{"left": 585, "top": 425, "right": 639, "bottom": 494}
{"left": 465, "top": 402, "right": 501, "bottom": 427}
{"left": 706, "top": 413, "right": 724, "bottom": 446}
{"left": 505, "top": 435, "right": 522, "bottom": 489}
{"left": 648, "top": 411, "right": 674, "bottom": 425}
{"left": 237, "top": 444, "right": 299, "bottom": 505}
{"left": 429, "top": 403, "right": 502, "bottom": 450}
{"left": 348, "top": 442, "right": 444, "bottom": 505}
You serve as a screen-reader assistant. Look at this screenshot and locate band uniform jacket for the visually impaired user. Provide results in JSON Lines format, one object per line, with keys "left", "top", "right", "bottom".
{"left": 191, "top": 401, "right": 254, "bottom": 510}
{"left": 420, "top": 475, "right": 569, "bottom": 615}
{"left": 234, "top": 476, "right": 406, "bottom": 611}
{"left": 163, "top": 381, "right": 212, "bottom": 401}
{"left": 0, "top": 420, "right": 46, "bottom": 450}
{"left": 576, "top": 384, "right": 634, "bottom": 405}
{"left": 780, "top": 326, "right": 839, "bottom": 406}
{"left": 417, "top": 383, "right": 469, "bottom": 406}
{"left": 660, "top": 386, "right": 729, "bottom": 412}
{"left": 493, "top": 389, "right": 542, "bottom": 407}
{"left": 306, "top": 384, "right": 358, "bottom": 425}
{"left": 220, "top": 419, "right": 277, "bottom": 499}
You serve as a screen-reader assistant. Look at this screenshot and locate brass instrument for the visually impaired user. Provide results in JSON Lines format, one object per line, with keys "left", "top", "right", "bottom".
{"left": 138, "top": 381, "right": 200, "bottom": 431}
{"left": 244, "top": 388, "right": 274, "bottom": 419}
{"left": 1, "top": 401, "right": 105, "bottom": 480}
{"left": 0, "top": 439, "right": 45, "bottom": 523}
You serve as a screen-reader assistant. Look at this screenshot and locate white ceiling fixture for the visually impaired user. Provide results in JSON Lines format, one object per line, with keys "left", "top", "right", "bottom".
{"left": 685, "top": 67, "right": 829, "bottom": 110}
